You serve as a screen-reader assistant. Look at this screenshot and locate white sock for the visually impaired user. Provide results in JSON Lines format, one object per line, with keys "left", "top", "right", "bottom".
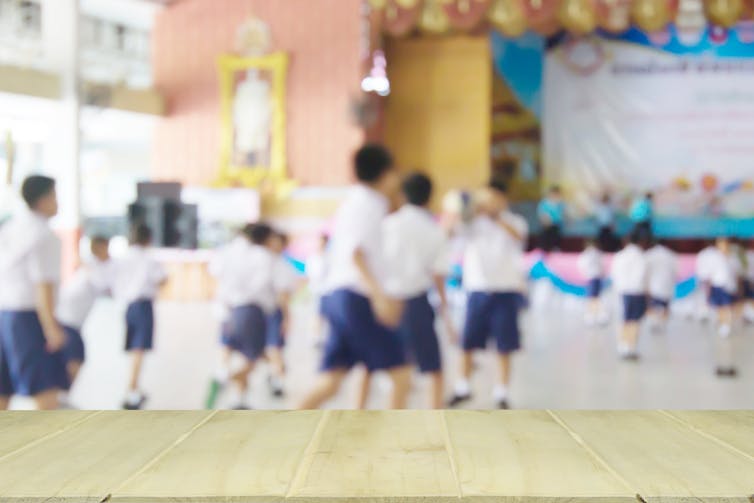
{"left": 718, "top": 323, "right": 732, "bottom": 338}
{"left": 229, "top": 388, "right": 247, "bottom": 406}
{"left": 617, "top": 341, "right": 631, "bottom": 356}
{"left": 214, "top": 367, "right": 230, "bottom": 384}
{"left": 126, "top": 390, "right": 143, "bottom": 405}
{"left": 454, "top": 379, "right": 471, "bottom": 396}
{"left": 492, "top": 384, "right": 508, "bottom": 402}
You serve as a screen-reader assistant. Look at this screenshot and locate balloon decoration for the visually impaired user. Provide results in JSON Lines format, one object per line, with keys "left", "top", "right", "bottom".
{"left": 488, "top": 0, "right": 528, "bottom": 36}
{"left": 558, "top": 0, "right": 597, "bottom": 34}
{"left": 705, "top": 0, "right": 744, "bottom": 27}
{"left": 368, "top": 0, "right": 748, "bottom": 36}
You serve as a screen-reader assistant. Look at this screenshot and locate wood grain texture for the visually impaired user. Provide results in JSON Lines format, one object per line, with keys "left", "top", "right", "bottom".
{"left": 444, "top": 410, "right": 634, "bottom": 501}
{"left": 663, "top": 410, "right": 754, "bottom": 460}
{"left": 0, "top": 411, "right": 213, "bottom": 502}
{"left": 0, "top": 410, "right": 98, "bottom": 461}
{"left": 112, "top": 410, "right": 323, "bottom": 502}
{"left": 286, "top": 410, "right": 460, "bottom": 501}
{"left": 552, "top": 410, "right": 754, "bottom": 502}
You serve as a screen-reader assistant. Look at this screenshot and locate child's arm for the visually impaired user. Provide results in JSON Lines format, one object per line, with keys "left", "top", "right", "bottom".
{"left": 36, "top": 283, "right": 65, "bottom": 352}
{"left": 353, "top": 248, "right": 403, "bottom": 328}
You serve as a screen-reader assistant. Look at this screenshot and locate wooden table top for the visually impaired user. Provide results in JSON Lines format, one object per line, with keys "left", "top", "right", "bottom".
{"left": 0, "top": 410, "right": 752, "bottom": 502}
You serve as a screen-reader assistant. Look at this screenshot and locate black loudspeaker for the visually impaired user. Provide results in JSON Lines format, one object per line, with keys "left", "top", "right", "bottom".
{"left": 128, "top": 198, "right": 198, "bottom": 250}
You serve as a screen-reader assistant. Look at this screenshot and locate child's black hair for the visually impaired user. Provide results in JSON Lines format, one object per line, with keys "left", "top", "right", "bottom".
{"left": 402, "top": 172, "right": 433, "bottom": 206}
{"left": 21, "top": 175, "right": 56, "bottom": 210}
{"left": 354, "top": 144, "right": 394, "bottom": 183}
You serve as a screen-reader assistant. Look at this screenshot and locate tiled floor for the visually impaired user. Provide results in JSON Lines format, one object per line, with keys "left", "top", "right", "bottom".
{"left": 9, "top": 284, "right": 754, "bottom": 410}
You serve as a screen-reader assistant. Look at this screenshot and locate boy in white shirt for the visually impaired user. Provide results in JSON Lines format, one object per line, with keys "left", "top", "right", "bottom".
{"left": 297, "top": 144, "right": 410, "bottom": 410}
{"left": 306, "top": 234, "right": 330, "bottom": 347}
{"left": 577, "top": 239, "right": 607, "bottom": 326}
{"left": 209, "top": 223, "right": 290, "bottom": 409}
{"left": 447, "top": 180, "right": 528, "bottom": 410}
{"left": 264, "top": 230, "right": 299, "bottom": 399}
{"left": 0, "top": 175, "right": 66, "bottom": 410}
{"left": 705, "top": 236, "right": 741, "bottom": 377}
{"left": 744, "top": 240, "right": 754, "bottom": 323}
{"left": 611, "top": 232, "right": 649, "bottom": 360}
{"left": 55, "top": 236, "right": 112, "bottom": 394}
{"left": 111, "top": 224, "right": 167, "bottom": 409}
{"left": 645, "top": 240, "right": 678, "bottom": 332}
{"left": 360, "top": 173, "right": 453, "bottom": 409}
{"left": 695, "top": 240, "right": 718, "bottom": 323}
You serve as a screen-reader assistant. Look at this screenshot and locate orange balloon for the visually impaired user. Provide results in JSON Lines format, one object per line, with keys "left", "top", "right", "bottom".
{"left": 488, "top": 0, "right": 529, "bottom": 36}
{"left": 559, "top": 0, "right": 598, "bottom": 34}
{"left": 631, "top": 0, "right": 674, "bottom": 32}
{"left": 705, "top": 0, "right": 744, "bottom": 27}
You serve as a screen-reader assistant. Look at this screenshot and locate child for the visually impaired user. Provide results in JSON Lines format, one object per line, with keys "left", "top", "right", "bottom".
{"left": 55, "top": 236, "right": 112, "bottom": 399}
{"left": 695, "top": 240, "right": 718, "bottom": 323}
{"left": 744, "top": 240, "right": 754, "bottom": 324}
{"left": 610, "top": 231, "right": 649, "bottom": 360}
{"left": 297, "top": 144, "right": 410, "bottom": 410}
{"left": 706, "top": 236, "right": 741, "bottom": 377}
{"left": 629, "top": 192, "right": 654, "bottom": 239}
{"left": 537, "top": 185, "right": 565, "bottom": 252}
{"left": 111, "top": 224, "right": 167, "bottom": 410}
{"left": 447, "top": 179, "right": 528, "bottom": 410}
{"left": 209, "top": 223, "right": 289, "bottom": 409}
{"left": 645, "top": 240, "right": 678, "bottom": 333}
{"left": 0, "top": 175, "right": 66, "bottom": 410}
{"left": 577, "top": 239, "right": 607, "bottom": 326}
{"left": 367, "top": 172, "right": 453, "bottom": 409}
{"left": 265, "top": 230, "right": 299, "bottom": 398}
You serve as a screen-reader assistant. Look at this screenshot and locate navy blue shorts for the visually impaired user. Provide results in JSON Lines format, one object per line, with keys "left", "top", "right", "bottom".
{"left": 318, "top": 294, "right": 330, "bottom": 317}
{"left": 649, "top": 297, "right": 670, "bottom": 310}
{"left": 0, "top": 311, "right": 68, "bottom": 396}
{"left": 125, "top": 300, "right": 154, "bottom": 351}
{"left": 709, "top": 286, "right": 737, "bottom": 307}
{"left": 585, "top": 278, "right": 602, "bottom": 298}
{"left": 398, "top": 293, "right": 441, "bottom": 373}
{"left": 222, "top": 304, "right": 267, "bottom": 362}
{"left": 320, "top": 289, "right": 406, "bottom": 372}
{"left": 266, "top": 308, "right": 285, "bottom": 348}
{"left": 61, "top": 324, "right": 85, "bottom": 364}
{"left": 622, "top": 294, "right": 648, "bottom": 322}
{"left": 462, "top": 292, "right": 521, "bottom": 354}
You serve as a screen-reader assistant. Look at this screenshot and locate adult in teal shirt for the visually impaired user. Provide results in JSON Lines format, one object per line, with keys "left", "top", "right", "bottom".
{"left": 630, "top": 192, "right": 654, "bottom": 239}
{"left": 537, "top": 186, "right": 566, "bottom": 252}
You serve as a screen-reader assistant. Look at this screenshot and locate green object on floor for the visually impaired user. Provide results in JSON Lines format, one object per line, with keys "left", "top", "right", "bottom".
{"left": 205, "top": 379, "right": 222, "bottom": 409}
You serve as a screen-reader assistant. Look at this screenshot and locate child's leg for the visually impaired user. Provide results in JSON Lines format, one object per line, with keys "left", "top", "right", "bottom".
{"left": 355, "top": 367, "right": 371, "bottom": 409}
{"left": 229, "top": 358, "right": 255, "bottom": 407}
{"left": 297, "top": 369, "right": 348, "bottom": 409}
{"left": 0, "top": 396, "right": 8, "bottom": 410}
{"left": 387, "top": 365, "right": 411, "bottom": 409}
{"left": 266, "top": 347, "right": 285, "bottom": 379}
{"left": 620, "top": 321, "right": 639, "bottom": 351}
{"left": 67, "top": 361, "right": 82, "bottom": 385}
{"left": 33, "top": 389, "right": 60, "bottom": 410}
{"left": 493, "top": 352, "right": 512, "bottom": 405}
{"left": 429, "top": 371, "right": 444, "bottom": 409}
{"left": 128, "top": 349, "right": 145, "bottom": 393}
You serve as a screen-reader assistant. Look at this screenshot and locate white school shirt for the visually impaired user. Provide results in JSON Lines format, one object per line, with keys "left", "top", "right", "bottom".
{"left": 696, "top": 246, "right": 717, "bottom": 283}
{"left": 0, "top": 210, "right": 61, "bottom": 311}
{"left": 111, "top": 246, "right": 167, "bottom": 304}
{"left": 746, "top": 250, "right": 754, "bottom": 281}
{"left": 646, "top": 244, "right": 678, "bottom": 301}
{"left": 324, "top": 185, "right": 390, "bottom": 295}
{"left": 577, "top": 246, "right": 604, "bottom": 280}
{"left": 209, "top": 237, "right": 289, "bottom": 313}
{"left": 706, "top": 249, "right": 741, "bottom": 294}
{"left": 382, "top": 204, "right": 450, "bottom": 299}
{"left": 610, "top": 244, "right": 648, "bottom": 295}
{"left": 56, "top": 259, "right": 112, "bottom": 329}
{"left": 306, "top": 251, "right": 329, "bottom": 296}
{"left": 462, "top": 211, "right": 529, "bottom": 293}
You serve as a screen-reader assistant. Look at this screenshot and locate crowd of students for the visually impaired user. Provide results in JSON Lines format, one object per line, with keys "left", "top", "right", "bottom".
{"left": 1, "top": 144, "right": 752, "bottom": 410}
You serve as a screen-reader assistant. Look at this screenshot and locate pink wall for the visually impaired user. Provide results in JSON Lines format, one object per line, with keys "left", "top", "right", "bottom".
{"left": 152, "top": 0, "right": 364, "bottom": 186}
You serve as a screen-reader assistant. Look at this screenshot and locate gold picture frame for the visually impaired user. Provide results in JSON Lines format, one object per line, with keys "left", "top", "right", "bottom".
{"left": 216, "top": 52, "right": 294, "bottom": 194}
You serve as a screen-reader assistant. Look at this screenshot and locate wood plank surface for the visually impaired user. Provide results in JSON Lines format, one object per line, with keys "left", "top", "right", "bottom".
{"left": 0, "top": 411, "right": 752, "bottom": 502}
{"left": 0, "top": 410, "right": 98, "bottom": 461}
{"left": 286, "top": 410, "right": 460, "bottom": 501}
{"left": 552, "top": 410, "right": 754, "bottom": 502}
{"left": 112, "top": 410, "right": 323, "bottom": 502}
{"left": 444, "top": 410, "right": 634, "bottom": 501}
{"left": 0, "top": 410, "right": 213, "bottom": 502}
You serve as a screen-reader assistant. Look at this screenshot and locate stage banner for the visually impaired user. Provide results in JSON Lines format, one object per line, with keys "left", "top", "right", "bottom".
{"left": 543, "top": 26, "right": 754, "bottom": 236}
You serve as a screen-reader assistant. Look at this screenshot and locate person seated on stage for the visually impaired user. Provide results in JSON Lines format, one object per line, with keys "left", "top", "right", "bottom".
{"left": 629, "top": 192, "right": 654, "bottom": 238}
{"left": 537, "top": 185, "right": 565, "bottom": 253}
{"left": 577, "top": 238, "right": 608, "bottom": 327}
{"left": 645, "top": 239, "right": 679, "bottom": 333}
{"left": 611, "top": 231, "right": 650, "bottom": 361}
{"left": 0, "top": 175, "right": 66, "bottom": 410}
{"left": 594, "top": 192, "right": 619, "bottom": 252}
